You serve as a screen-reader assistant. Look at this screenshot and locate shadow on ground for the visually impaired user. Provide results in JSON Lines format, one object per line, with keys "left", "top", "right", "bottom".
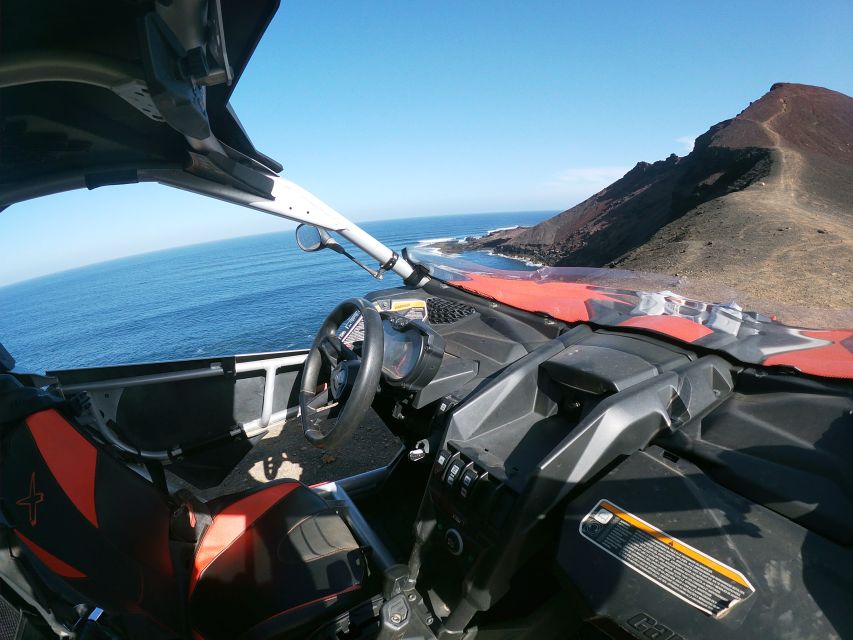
{"left": 170, "top": 409, "right": 402, "bottom": 500}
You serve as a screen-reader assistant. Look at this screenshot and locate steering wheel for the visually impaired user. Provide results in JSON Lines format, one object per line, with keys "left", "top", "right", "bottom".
{"left": 299, "top": 298, "right": 384, "bottom": 449}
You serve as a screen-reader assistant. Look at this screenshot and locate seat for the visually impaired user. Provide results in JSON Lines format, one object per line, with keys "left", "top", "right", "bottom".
{"left": 188, "top": 482, "right": 367, "bottom": 639}
{"left": 0, "top": 402, "right": 368, "bottom": 639}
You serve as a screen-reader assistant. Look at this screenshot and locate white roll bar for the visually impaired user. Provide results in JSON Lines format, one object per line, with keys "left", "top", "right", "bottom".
{"left": 156, "top": 170, "right": 425, "bottom": 284}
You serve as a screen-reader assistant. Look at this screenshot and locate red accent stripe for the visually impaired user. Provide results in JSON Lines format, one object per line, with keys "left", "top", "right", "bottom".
{"left": 189, "top": 482, "right": 299, "bottom": 595}
{"left": 450, "top": 273, "right": 627, "bottom": 323}
{"left": 272, "top": 583, "right": 362, "bottom": 617}
{"left": 618, "top": 315, "right": 714, "bottom": 343}
{"left": 16, "top": 531, "right": 86, "bottom": 579}
{"left": 764, "top": 329, "right": 853, "bottom": 379}
{"left": 254, "top": 583, "right": 363, "bottom": 629}
{"left": 26, "top": 410, "right": 99, "bottom": 528}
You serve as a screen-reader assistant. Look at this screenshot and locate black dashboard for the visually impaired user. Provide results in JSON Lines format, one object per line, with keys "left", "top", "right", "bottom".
{"left": 351, "top": 283, "right": 853, "bottom": 640}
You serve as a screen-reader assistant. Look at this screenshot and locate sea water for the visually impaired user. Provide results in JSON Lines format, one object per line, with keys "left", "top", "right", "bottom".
{"left": 0, "top": 211, "right": 551, "bottom": 372}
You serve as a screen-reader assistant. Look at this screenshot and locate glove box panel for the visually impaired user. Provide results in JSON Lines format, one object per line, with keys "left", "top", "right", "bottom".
{"left": 557, "top": 446, "right": 853, "bottom": 640}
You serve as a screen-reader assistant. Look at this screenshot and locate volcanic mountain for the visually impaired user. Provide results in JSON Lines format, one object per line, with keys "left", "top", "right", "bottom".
{"left": 455, "top": 83, "right": 853, "bottom": 310}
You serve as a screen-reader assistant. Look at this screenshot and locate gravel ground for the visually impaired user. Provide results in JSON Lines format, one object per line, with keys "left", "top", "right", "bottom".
{"left": 175, "top": 409, "right": 402, "bottom": 500}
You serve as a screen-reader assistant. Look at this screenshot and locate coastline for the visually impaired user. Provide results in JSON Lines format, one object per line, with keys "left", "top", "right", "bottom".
{"left": 417, "top": 226, "right": 547, "bottom": 268}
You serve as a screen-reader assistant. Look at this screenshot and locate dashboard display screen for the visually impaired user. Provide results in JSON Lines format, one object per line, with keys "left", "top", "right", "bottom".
{"left": 382, "top": 320, "right": 424, "bottom": 381}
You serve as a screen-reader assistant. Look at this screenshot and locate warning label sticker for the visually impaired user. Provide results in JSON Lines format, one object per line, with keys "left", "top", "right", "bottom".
{"left": 338, "top": 299, "right": 428, "bottom": 346}
{"left": 579, "top": 500, "right": 755, "bottom": 617}
{"left": 390, "top": 299, "right": 427, "bottom": 321}
{"left": 338, "top": 311, "right": 365, "bottom": 346}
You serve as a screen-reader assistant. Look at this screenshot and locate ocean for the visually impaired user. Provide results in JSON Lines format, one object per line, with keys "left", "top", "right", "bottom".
{"left": 0, "top": 211, "right": 552, "bottom": 373}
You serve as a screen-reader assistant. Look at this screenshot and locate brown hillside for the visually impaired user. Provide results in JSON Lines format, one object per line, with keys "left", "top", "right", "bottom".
{"left": 459, "top": 83, "right": 853, "bottom": 312}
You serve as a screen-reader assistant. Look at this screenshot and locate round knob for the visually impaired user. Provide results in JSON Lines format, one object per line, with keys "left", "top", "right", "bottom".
{"left": 445, "top": 528, "right": 463, "bottom": 556}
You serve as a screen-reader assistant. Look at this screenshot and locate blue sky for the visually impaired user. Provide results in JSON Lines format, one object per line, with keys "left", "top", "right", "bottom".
{"left": 2, "top": 0, "right": 852, "bottom": 286}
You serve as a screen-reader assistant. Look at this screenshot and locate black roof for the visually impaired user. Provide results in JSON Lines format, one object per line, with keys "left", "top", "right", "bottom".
{"left": 0, "top": 0, "right": 282, "bottom": 208}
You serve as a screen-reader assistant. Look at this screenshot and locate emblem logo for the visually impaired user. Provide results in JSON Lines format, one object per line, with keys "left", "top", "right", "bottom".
{"left": 16, "top": 472, "right": 45, "bottom": 527}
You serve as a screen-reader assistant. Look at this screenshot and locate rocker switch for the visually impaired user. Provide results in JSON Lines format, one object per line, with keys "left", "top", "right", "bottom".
{"left": 445, "top": 459, "right": 465, "bottom": 487}
{"left": 459, "top": 469, "right": 479, "bottom": 498}
{"left": 434, "top": 449, "right": 451, "bottom": 475}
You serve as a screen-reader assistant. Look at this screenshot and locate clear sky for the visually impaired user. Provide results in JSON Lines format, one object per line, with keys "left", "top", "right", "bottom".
{"left": 2, "top": 0, "right": 852, "bottom": 286}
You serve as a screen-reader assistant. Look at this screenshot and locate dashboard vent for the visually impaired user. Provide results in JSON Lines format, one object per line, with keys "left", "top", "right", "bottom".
{"left": 426, "top": 298, "right": 476, "bottom": 324}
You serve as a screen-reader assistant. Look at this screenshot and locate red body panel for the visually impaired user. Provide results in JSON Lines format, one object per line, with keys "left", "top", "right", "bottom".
{"left": 448, "top": 271, "right": 853, "bottom": 379}
{"left": 26, "top": 410, "right": 99, "bottom": 528}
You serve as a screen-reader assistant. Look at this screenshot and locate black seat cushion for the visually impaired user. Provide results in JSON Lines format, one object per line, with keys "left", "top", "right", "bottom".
{"left": 189, "top": 482, "right": 367, "bottom": 640}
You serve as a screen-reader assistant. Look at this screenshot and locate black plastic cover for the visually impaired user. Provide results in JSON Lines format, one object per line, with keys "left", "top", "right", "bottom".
{"left": 558, "top": 446, "right": 853, "bottom": 640}
{"left": 542, "top": 333, "right": 692, "bottom": 394}
{"left": 1, "top": 0, "right": 282, "bottom": 207}
{"left": 0, "top": 343, "right": 13, "bottom": 372}
{"left": 0, "top": 374, "right": 62, "bottom": 424}
{"left": 659, "top": 371, "right": 853, "bottom": 545}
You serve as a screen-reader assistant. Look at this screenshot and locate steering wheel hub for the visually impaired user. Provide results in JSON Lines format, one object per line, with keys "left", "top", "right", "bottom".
{"left": 330, "top": 361, "right": 359, "bottom": 400}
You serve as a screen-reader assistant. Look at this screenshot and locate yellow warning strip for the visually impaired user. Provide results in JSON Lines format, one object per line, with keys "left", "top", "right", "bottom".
{"left": 391, "top": 299, "right": 426, "bottom": 311}
{"left": 600, "top": 501, "right": 751, "bottom": 589}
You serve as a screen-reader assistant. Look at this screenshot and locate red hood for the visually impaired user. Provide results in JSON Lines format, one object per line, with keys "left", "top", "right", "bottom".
{"left": 442, "top": 270, "right": 853, "bottom": 380}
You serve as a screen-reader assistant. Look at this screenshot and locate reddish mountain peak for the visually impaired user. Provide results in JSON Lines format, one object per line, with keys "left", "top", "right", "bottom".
{"left": 702, "top": 83, "right": 853, "bottom": 163}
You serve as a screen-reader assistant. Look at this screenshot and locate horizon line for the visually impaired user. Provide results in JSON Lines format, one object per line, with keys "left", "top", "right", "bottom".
{"left": 0, "top": 208, "right": 559, "bottom": 289}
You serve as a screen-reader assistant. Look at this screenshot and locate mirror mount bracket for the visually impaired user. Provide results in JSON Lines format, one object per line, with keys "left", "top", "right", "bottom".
{"left": 333, "top": 245, "right": 385, "bottom": 280}
{"left": 296, "top": 223, "right": 387, "bottom": 280}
